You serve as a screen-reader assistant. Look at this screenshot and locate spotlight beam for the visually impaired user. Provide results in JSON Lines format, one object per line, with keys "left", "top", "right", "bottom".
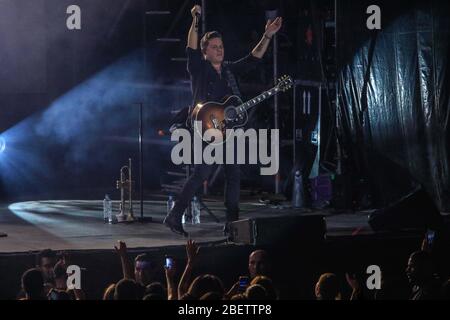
{"left": 0, "top": 137, "right": 6, "bottom": 153}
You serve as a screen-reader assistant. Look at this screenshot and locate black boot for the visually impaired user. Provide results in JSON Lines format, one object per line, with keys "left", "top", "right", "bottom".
{"left": 163, "top": 210, "right": 188, "bottom": 237}
{"left": 222, "top": 222, "right": 229, "bottom": 236}
{"left": 223, "top": 222, "right": 234, "bottom": 241}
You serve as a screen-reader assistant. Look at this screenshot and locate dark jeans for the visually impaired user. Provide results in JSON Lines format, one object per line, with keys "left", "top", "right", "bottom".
{"left": 170, "top": 163, "right": 240, "bottom": 223}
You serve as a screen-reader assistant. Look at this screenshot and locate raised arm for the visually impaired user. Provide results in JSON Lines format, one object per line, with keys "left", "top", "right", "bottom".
{"left": 251, "top": 17, "right": 283, "bottom": 59}
{"left": 114, "top": 241, "right": 134, "bottom": 280}
{"left": 178, "top": 239, "right": 200, "bottom": 298}
{"left": 187, "top": 5, "right": 201, "bottom": 49}
{"left": 165, "top": 262, "right": 178, "bottom": 300}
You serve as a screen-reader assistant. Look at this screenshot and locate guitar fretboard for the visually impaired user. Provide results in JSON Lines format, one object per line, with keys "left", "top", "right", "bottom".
{"left": 235, "top": 87, "right": 280, "bottom": 114}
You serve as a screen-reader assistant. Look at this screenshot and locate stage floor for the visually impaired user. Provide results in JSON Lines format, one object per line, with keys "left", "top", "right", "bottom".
{"left": 0, "top": 199, "right": 373, "bottom": 253}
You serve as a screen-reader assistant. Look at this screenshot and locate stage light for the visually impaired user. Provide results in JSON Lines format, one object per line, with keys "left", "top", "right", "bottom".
{"left": 0, "top": 137, "right": 5, "bottom": 153}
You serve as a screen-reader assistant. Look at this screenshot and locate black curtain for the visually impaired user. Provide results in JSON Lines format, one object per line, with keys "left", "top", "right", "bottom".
{"left": 336, "top": 0, "right": 450, "bottom": 211}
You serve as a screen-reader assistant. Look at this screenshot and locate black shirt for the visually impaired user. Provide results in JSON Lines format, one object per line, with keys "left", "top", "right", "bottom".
{"left": 186, "top": 47, "right": 261, "bottom": 106}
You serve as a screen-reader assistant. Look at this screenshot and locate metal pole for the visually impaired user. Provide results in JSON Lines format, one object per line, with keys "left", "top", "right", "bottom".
{"left": 201, "top": 0, "right": 208, "bottom": 196}
{"left": 293, "top": 84, "right": 296, "bottom": 169}
{"left": 143, "top": 8, "right": 147, "bottom": 78}
{"left": 201, "top": 0, "right": 206, "bottom": 34}
{"left": 141, "top": 5, "right": 145, "bottom": 212}
{"left": 140, "top": 7, "right": 145, "bottom": 221}
{"left": 136, "top": 102, "right": 152, "bottom": 223}
{"left": 139, "top": 103, "right": 144, "bottom": 220}
{"left": 334, "top": 0, "right": 341, "bottom": 175}
{"left": 138, "top": 5, "right": 152, "bottom": 223}
{"left": 273, "top": 33, "right": 280, "bottom": 194}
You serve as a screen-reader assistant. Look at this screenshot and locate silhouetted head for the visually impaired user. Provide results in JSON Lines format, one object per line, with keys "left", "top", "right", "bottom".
{"left": 53, "top": 263, "right": 67, "bottom": 290}
{"left": 315, "top": 273, "right": 341, "bottom": 300}
{"left": 250, "top": 276, "right": 277, "bottom": 300}
{"left": 245, "top": 284, "right": 268, "bottom": 300}
{"left": 114, "top": 279, "right": 138, "bottom": 300}
{"left": 36, "top": 249, "right": 57, "bottom": 283}
{"left": 406, "top": 251, "right": 434, "bottom": 286}
{"left": 21, "top": 268, "right": 45, "bottom": 300}
{"left": 248, "top": 250, "right": 271, "bottom": 279}
{"left": 188, "top": 274, "right": 224, "bottom": 299}
{"left": 134, "top": 253, "right": 157, "bottom": 286}
{"left": 145, "top": 282, "right": 166, "bottom": 299}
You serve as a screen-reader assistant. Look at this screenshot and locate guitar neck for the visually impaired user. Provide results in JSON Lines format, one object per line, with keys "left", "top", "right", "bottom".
{"left": 238, "top": 86, "right": 281, "bottom": 112}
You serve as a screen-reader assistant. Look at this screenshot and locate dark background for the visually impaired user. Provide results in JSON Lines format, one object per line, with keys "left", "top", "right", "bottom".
{"left": 336, "top": 0, "right": 450, "bottom": 211}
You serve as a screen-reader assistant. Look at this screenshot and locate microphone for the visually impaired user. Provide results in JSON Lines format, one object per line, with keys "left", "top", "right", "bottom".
{"left": 195, "top": 12, "right": 201, "bottom": 29}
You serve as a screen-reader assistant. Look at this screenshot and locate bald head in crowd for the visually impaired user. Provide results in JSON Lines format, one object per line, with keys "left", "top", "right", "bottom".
{"left": 248, "top": 250, "right": 271, "bottom": 279}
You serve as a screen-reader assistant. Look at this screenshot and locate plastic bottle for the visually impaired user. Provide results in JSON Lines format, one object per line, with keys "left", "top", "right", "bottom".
{"left": 167, "top": 195, "right": 175, "bottom": 215}
{"left": 292, "top": 171, "right": 304, "bottom": 208}
{"left": 103, "top": 194, "right": 113, "bottom": 224}
{"left": 182, "top": 210, "right": 186, "bottom": 224}
{"left": 191, "top": 196, "right": 201, "bottom": 224}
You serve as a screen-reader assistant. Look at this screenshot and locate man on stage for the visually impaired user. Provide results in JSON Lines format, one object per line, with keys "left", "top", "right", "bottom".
{"left": 164, "top": 5, "right": 282, "bottom": 236}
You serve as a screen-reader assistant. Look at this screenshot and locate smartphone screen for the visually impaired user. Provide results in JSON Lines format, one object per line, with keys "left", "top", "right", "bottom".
{"left": 427, "top": 230, "right": 435, "bottom": 246}
{"left": 165, "top": 257, "right": 173, "bottom": 269}
{"left": 239, "top": 276, "right": 249, "bottom": 291}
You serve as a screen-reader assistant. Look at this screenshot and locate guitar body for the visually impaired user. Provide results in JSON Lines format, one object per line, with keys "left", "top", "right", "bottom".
{"left": 189, "top": 75, "right": 293, "bottom": 144}
{"left": 191, "top": 95, "right": 248, "bottom": 143}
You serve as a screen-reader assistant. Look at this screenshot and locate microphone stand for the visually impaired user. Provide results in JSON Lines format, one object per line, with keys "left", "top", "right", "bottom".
{"left": 136, "top": 102, "right": 152, "bottom": 223}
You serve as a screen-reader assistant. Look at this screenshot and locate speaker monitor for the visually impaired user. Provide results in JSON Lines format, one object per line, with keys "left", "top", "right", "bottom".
{"left": 229, "top": 215, "right": 326, "bottom": 245}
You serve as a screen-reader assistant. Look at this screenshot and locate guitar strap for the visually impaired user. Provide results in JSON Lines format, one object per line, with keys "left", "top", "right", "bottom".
{"left": 186, "top": 105, "right": 194, "bottom": 130}
{"left": 223, "top": 62, "right": 242, "bottom": 98}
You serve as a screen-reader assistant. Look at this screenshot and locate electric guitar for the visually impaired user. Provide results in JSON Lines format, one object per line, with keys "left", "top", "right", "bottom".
{"left": 190, "top": 75, "right": 293, "bottom": 144}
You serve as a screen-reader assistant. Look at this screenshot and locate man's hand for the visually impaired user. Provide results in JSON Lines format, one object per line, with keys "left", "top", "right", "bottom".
{"left": 252, "top": 17, "right": 282, "bottom": 58}
{"left": 186, "top": 239, "right": 200, "bottom": 264}
{"left": 188, "top": 5, "right": 201, "bottom": 49}
{"left": 345, "top": 273, "right": 360, "bottom": 291}
{"left": 191, "top": 5, "right": 201, "bottom": 19}
{"left": 114, "top": 240, "right": 128, "bottom": 257}
{"left": 165, "top": 259, "right": 178, "bottom": 300}
{"left": 264, "top": 17, "right": 283, "bottom": 38}
{"left": 54, "top": 258, "right": 66, "bottom": 272}
{"left": 165, "top": 262, "right": 177, "bottom": 280}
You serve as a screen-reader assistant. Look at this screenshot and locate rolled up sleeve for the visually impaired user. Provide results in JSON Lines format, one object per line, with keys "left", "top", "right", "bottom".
{"left": 186, "top": 47, "right": 202, "bottom": 76}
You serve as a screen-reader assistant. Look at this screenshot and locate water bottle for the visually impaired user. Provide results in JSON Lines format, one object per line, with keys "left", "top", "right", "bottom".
{"left": 292, "top": 171, "right": 304, "bottom": 208}
{"left": 182, "top": 210, "right": 186, "bottom": 224}
{"left": 103, "top": 194, "right": 113, "bottom": 224}
{"left": 191, "top": 196, "right": 201, "bottom": 224}
{"left": 167, "top": 195, "right": 175, "bottom": 215}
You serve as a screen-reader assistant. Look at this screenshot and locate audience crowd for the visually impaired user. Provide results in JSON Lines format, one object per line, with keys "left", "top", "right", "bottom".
{"left": 15, "top": 232, "right": 450, "bottom": 300}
